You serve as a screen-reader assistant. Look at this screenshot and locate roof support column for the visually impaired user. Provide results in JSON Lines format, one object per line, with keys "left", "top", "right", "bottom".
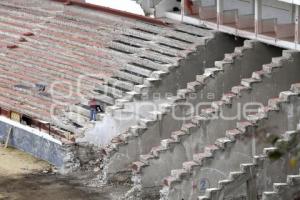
{"left": 181, "top": 0, "right": 185, "bottom": 22}
{"left": 295, "top": 4, "right": 300, "bottom": 44}
{"left": 217, "top": 0, "right": 224, "bottom": 28}
{"left": 246, "top": 175, "right": 257, "bottom": 200}
{"left": 254, "top": 0, "right": 262, "bottom": 36}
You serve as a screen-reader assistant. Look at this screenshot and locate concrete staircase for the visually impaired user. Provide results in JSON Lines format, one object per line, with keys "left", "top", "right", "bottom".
{"left": 158, "top": 83, "right": 300, "bottom": 200}
{"left": 262, "top": 173, "right": 300, "bottom": 200}
{"left": 57, "top": 21, "right": 242, "bottom": 136}
{"left": 126, "top": 50, "right": 300, "bottom": 199}
{"left": 99, "top": 40, "right": 279, "bottom": 182}
{"left": 197, "top": 129, "right": 300, "bottom": 200}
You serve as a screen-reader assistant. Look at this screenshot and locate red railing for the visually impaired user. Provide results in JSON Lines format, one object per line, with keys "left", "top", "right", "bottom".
{"left": 199, "top": 5, "right": 217, "bottom": 21}
{"left": 275, "top": 23, "right": 295, "bottom": 41}
{"left": 184, "top": 0, "right": 200, "bottom": 16}
{"left": 258, "top": 19, "right": 296, "bottom": 41}
{"left": 237, "top": 14, "right": 255, "bottom": 31}
{"left": 258, "top": 18, "right": 277, "bottom": 35}
{"left": 220, "top": 9, "right": 238, "bottom": 26}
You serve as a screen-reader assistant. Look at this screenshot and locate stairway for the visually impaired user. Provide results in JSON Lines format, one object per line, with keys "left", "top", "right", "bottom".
{"left": 57, "top": 21, "right": 242, "bottom": 138}
{"left": 262, "top": 173, "right": 300, "bottom": 200}
{"left": 160, "top": 82, "right": 300, "bottom": 200}
{"left": 125, "top": 49, "right": 300, "bottom": 199}
{"left": 198, "top": 128, "right": 300, "bottom": 200}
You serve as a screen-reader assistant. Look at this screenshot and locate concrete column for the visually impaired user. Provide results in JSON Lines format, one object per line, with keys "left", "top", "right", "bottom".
{"left": 255, "top": 0, "right": 262, "bottom": 36}
{"left": 217, "top": 0, "right": 224, "bottom": 27}
{"left": 246, "top": 176, "right": 257, "bottom": 200}
{"left": 295, "top": 5, "right": 300, "bottom": 44}
{"left": 181, "top": 0, "right": 185, "bottom": 21}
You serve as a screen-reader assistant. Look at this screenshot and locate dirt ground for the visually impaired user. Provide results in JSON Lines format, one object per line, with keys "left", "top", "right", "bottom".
{"left": 0, "top": 146, "right": 128, "bottom": 200}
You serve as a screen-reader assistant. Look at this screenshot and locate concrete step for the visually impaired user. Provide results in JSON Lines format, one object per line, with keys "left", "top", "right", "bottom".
{"left": 129, "top": 51, "right": 300, "bottom": 197}
{"left": 65, "top": 111, "right": 90, "bottom": 127}
{"left": 262, "top": 175, "right": 300, "bottom": 200}
{"left": 69, "top": 104, "right": 90, "bottom": 118}
{"left": 195, "top": 129, "right": 300, "bottom": 200}
{"left": 159, "top": 84, "right": 300, "bottom": 200}
{"left": 95, "top": 83, "right": 125, "bottom": 98}
{"left": 114, "top": 70, "right": 144, "bottom": 85}
{"left": 105, "top": 77, "right": 135, "bottom": 92}
{"left": 98, "top": 41, "right": 286, "bottom": 185}
{"left": 89, "top": 91, "right": 115, "bottom": 106}
{"left": 122, "top": 63, "right": 153, "bottom": 77}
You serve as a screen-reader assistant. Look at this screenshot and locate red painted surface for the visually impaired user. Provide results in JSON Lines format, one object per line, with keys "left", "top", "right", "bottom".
{"left": 185, "top": 0, "right": 194, "bottom": 15}
{"left": 51, "top": 0, "right": 169, "bottom": 26}
{"left": 23, "top": 32, "right": 35, "bottom": 36}
{"left": 7, "top": 44, "right": 18, "bottom": 49}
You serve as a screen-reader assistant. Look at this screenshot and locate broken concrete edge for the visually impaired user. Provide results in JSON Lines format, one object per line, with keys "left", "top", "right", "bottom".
{"left": 0, "top": 116, "right": 65, "bottom": 167}
{"left": 157, "top": 86, "right": 300, "bottom": 200}
{"left": 200, "top": 129, "right": 300, "bottom": 200}
{"left": 0, "top": 116, "right": 102, "bottom": 173}
{"left": 0, "top": 116, "right": 62, "bottom": 145}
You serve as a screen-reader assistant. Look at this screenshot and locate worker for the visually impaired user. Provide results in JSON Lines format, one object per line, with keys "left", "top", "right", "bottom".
{"left": 89, "top": 98, "right": 98, "bottom": 121}
{"left": 185, "top": 0, "right": 194, "bottom": 15}
{"left": 89, "top": 98, "right": 105, "bottom": 121}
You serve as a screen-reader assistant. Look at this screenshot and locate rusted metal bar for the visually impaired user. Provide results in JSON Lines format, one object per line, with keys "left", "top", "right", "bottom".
{"left": 50, "top": 0, "right": 170, "bottom": 26}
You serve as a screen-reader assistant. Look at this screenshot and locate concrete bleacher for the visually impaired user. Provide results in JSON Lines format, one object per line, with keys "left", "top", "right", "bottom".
{"left": 161, "top": 82, "right": 300, "bottom": 200}
{"left": 125, "top": 50, "right": 300, "bottom": 198}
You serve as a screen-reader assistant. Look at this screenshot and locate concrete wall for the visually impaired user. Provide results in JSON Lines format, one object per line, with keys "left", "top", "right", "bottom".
{"left": 132, "top": 51, "right": 300, "bottom": 198}
{"left": 0, "top": 117, "right": 64, "bottom": 167}
{"left": 148, "top": 32, "right": 243, "bottom": 97}
{"left": 161, "top": 82, "right": 300, "bottom": 199}
{"left": 0, "top": 116, "right": 100, "bottom": 173}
